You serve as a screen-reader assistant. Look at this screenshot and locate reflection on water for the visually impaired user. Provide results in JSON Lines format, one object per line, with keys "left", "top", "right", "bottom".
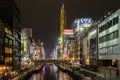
{"left": 29, "top": 63, "right": 76, "bottom": 80}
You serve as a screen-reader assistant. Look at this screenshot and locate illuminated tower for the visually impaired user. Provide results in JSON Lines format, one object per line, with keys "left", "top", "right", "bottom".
{"left": 60, "top": 3, "right": 67, "bottom": 52}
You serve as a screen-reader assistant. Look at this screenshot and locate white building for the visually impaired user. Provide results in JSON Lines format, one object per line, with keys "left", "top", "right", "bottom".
{"left": 98, "top": 9, "right": 120, "bottom": 75}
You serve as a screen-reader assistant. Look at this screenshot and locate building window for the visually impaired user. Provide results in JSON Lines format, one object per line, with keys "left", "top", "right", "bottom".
{"left": 105, "top": 47, "right": 108, "bottom": 54}
{"left": 109, "top": 20, "right": 113, "bottom": 27}
{"left": 9, "top": 39, "right": 13, "bottom": 45}
{"left": 113, "top": 18, "right": 116, "bottom": 26}
{"left": 0, "top": 37, "right": 3, "bottom": 45}
{"left": 113, "top": 30, "right": 119, "bottom": 39}
{"left": 5, "top": 38, "right": 8, "bottom": 43}
{"left": 102, "top": 36, "right": 105, "bottom": 43}
{"left": 99, "top": 36, "right": 105, "bottom": 43}
{"left": 115, "top": 16, "right": 119, "bottom": 23}
{"left": 113, "top": 45, "right": 119, "bottom": 54}
{"left": 5, "top": 57, "right": 12, "bottom": 65}
{"left": 99, "top": 16, "right": 119, "bottom": 33}
{"left": 105, "top": 34, "right": 109, "bottom": 41}
{"left": 104, "top": 24, "right": 108, "bottom": 30}
{"left": 5, "top": 27, "right": 12, "bottom": 36}
{"left": 103, "top": 48, "right": 105, "bottom": 54}
{"left": 113, "top": 16, "right": 119, "bottom": 26}
{"left": 99, "top": 27, "right": 101, "bottom": 33}
{"left": 101, "top": 25, "right": 104, "bottom": 32}
{"left": 99, "top": 48, "right": 108, "bottom": 55}
{"left": 99, "top": 30, "right": 119, "bottom": 44}
{"left": 99, "top": 37, "right": 101, "bottom": 43}
{"left": 112, "top": 60, "right": 116, "bottom": 66}
{"left": 108, "top": 46, "right": 112, "bottom": 55}
{"left": 5, "top": 47, "right": 12, "bottom": 54}
{"left": 109, "top": 33, "right": 113, "bottom": 40}
{"left": 107, "top": 22, "right": 110, "bottom": 28}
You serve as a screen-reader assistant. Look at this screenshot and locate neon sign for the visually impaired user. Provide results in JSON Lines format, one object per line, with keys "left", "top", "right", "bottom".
{"left": 63, "top": 29, "right": 74, "bottom": 35}
{"left": 74, "top": 18, "right": 93, "bottom": 31}
{"left": 80, "top": 18, "right": 93, "bottom": 24}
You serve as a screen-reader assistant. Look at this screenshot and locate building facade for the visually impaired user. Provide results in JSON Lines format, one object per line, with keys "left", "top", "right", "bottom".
{"left": 21, "top": 28, "right": 32, "bottom": 68}
{"left": 87, "top": 24, "right": 98, "bottom": 71}
{"left": 63, "top": 29, "right": 75, "bottom": 61}
{"left": 74, "top": 18, "right": 93, "bottom": 65}
{"left": 98, "top": 9, "right": 120, "bottom": 75}
{"left": 0, "top": 20, "right": 4, "bottom": 65}
{"left": 0, "top": 20, "right": 14, "bottom": 76}
{"left": 0, "top": 0, "right": 21, "bottom": 72}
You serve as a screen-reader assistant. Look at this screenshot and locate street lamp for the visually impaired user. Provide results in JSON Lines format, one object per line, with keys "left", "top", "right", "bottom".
{"left": 109, "top": 66, "right": 111, "bottom": 80}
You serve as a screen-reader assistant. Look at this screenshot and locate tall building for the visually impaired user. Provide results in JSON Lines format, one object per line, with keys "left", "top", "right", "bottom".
{"left": 98, "top": 9, "right": 120, "bottom": 76}
{"left": 0, "top": 0, "right": 21, "bottom": 72}
{"left": 0, "top": 20, "right": 13, "bottom": 76}
{"left": 60, "top": 3, "right": 67, "bottom": 52}
{"left": 87, "top": 23, "right": 98, "bottom": 71}
{"left": 73, "top": 18, "right": 93, "bottom": 65}
{"left": 63, "top": 29, "right": 75, "bottom": 60}
{"left": 21, "top": 28, "right": 33, "bottom": 68}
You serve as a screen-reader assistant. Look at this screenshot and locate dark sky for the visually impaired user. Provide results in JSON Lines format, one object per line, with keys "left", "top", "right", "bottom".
{"left": 15, "top": 0, "right": 120, "bottom": 55}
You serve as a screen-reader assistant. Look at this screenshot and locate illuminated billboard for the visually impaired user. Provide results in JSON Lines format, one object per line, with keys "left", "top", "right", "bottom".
{"left": 74, "top": 18, "right": 93, "bottom": 31}
{"left": 79, "top": 18, "right": 93, "bottom": 24}
{"left": 63, "top": 29, "right": 74, "bottom": 35}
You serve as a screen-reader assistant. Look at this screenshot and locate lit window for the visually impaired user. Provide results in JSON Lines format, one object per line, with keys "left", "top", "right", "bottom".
{"left": 112, "top": 60, "right": 116, "bottom": 65}
{"left": 5, "top": 47, "right": 12, "bottom": 54}
{"left": 4, "top": 27, "right": 12, "bottom": 36}
{"left": 5, "top": 57, "right": 12, "bottom": 64}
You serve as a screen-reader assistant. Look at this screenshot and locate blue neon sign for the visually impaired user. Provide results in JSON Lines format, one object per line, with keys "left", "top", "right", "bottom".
{"left": 80, "top": 18, "right": 93, "bottom": 24}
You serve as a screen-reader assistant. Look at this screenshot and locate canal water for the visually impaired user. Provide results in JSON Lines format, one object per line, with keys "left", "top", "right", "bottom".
{"left": 29, "top": 63, "right": 81, "bottom": 80}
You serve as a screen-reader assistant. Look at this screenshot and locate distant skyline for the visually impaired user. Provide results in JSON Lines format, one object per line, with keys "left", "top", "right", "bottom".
{"left": 15, "top": 0, "right": 120, "bottom": 55}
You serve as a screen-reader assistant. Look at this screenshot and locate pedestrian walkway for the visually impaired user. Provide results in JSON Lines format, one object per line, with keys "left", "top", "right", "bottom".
{"left": 78, "top": 66, "right": 120, "bottom": 80}
{"left": 56, "top": 63, "right": 106, "bottom": 80}
{"left": 98, "top": 66, "right": 120, "bottom": 80}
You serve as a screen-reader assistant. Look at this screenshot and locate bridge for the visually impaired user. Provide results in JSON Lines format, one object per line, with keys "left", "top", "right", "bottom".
{"left": 38, "top": 59, "right": 70, "bottom": 63}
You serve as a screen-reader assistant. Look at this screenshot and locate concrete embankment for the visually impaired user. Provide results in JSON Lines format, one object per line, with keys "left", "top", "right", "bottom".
{"left": 12, "top": 64, "right": 45, "bottom": 80}
{"left": 55, "top": 63, "right": 106, "bottom": 80}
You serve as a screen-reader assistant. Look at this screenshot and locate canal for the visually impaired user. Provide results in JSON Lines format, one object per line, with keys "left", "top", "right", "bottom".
{"left": 29, "top": 63, "right": 82, "bottom": 80}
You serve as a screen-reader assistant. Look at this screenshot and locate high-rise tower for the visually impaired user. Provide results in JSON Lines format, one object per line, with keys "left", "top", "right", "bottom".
{"left": 60, "top": 3, "right": 67, "bottom": 52}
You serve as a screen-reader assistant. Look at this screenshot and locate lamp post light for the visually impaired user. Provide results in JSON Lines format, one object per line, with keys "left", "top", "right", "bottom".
{"left": 109, "top": 66, "right": 112, "bottom": 80}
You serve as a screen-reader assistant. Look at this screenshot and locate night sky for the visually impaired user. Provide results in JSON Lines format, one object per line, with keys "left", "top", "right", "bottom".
{"left": 15, "top": 0, "right": 120, "bottom": 56}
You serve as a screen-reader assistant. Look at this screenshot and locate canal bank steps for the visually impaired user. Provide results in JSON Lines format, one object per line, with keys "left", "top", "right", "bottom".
{"left": 55, "top": 63, "right": 106, "bottom": 80}
{"left": 12, "top": 63, "right": 45, "bottom": 80}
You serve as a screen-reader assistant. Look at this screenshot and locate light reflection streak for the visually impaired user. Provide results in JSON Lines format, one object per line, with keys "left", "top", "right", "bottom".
{"left": 29, "top": 64, "right": 75, "bottom": 80}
